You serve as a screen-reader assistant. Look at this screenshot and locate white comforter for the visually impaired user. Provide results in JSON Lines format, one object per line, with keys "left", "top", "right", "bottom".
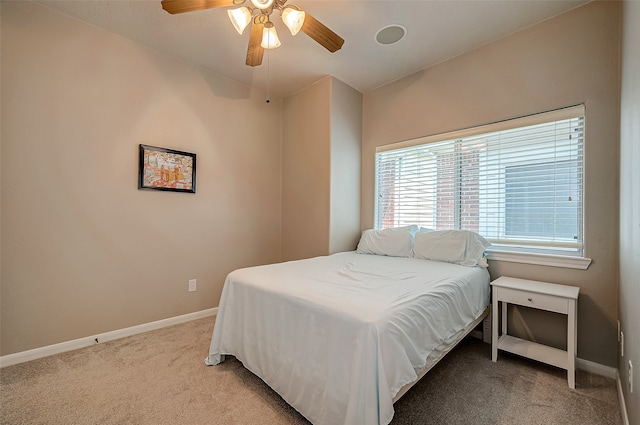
{"left": 206, "top": 252, "right": 490, "bottom": 425}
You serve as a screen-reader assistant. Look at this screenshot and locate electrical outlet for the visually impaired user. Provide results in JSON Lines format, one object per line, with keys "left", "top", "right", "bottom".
{"left": 189, "top": 279, "right": 197, "bottom": 292}
{"left": 621, "top": 331, "right": 625, "bottom": 357}
{"left": 630, "top": 361, "right": 634, "bottom": 394}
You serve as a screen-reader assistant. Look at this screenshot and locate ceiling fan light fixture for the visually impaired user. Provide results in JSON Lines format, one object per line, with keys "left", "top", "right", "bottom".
{"left": 261, "top": 22, "right": 281, "bottom": 49}
{"left": 227, "top": 7, "right": 252, "bottom": 34}
{"left": 250, "top": 0, "right": 274, "bottom": 10}
{"left": 281, "top": 6, "right": 305, "bottom": 36}
{"left": 160, "top": 0, "right": 344, "bottom": 65}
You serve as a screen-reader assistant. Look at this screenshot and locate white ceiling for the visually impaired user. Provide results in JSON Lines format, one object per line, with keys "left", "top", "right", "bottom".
{"left": 36, "top": 0, "right": 590, "bottom": 99}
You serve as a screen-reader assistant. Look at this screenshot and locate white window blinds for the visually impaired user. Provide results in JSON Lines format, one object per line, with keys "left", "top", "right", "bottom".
{"left": 375, "top": 105, "right": 585, "bottom": 254}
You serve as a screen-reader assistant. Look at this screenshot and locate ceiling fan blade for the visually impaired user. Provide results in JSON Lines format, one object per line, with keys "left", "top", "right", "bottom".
{"left": 161, "top": 0, "right": 235, "bottom": 14}
{"left": 301, "top": 13, "right": 344, "bottom": 53}
{"left": 246, "top": 21, "right": 265, "bottom": 66}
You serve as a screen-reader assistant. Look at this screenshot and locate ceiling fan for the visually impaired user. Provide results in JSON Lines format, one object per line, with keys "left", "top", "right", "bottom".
{"left": 161, "top": 0, "right": 345, "bottom": 67}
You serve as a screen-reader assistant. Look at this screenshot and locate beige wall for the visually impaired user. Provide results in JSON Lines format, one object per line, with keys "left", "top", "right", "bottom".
{"left": 282, "top": 77, "right": 362, "bottom": 261}
{"left": 329, "top": 78, "right": 362, "bottom": 254}
{"left": 362, "top": 1, "right": 621, "bottom": 366}
{"left": 619, "top": 0, "right": 639, "bottom": 421}
{"left": 0, "top": 1, "right": 283, "bottom": 356}
{"left": 282, "top": 78, "right": 331, "bottom": 261}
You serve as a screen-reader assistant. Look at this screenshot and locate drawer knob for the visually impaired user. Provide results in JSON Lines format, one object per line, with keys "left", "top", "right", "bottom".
{"left": 528, "top": 297, "right": 533, "bottom": 302}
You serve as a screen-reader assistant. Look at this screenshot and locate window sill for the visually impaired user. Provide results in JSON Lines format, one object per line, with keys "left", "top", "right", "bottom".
{"left": 486, "top": 249, "right": 592, "bottom": 270}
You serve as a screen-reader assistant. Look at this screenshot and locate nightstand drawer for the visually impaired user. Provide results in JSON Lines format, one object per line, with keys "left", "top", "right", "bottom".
{"left": 496, "top": 287, "right": 569, "bottom": 314}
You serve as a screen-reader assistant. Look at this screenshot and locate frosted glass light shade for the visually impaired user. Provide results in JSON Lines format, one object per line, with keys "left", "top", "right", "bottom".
{"left": 228, "top": 7, "right": 252, "bottom": 34}
{"left": 281, "top": 7, "right": 305, "bottom": 35}
{"left": 261, "top": 23, "right": 281, "bottom": 49}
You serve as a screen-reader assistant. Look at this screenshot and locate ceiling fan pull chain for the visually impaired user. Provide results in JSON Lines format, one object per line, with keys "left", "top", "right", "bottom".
{"left": 266, "top": 38, "right": 271, "bottom": 104}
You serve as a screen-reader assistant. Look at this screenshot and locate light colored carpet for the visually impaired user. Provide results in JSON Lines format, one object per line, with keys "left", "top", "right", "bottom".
{"left": 0, "top": 317, "right": 622, "bottom": 425}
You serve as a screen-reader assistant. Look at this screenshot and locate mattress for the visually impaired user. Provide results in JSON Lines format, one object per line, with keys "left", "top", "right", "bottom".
{"left": 206, "top": 251, "right": 490, "bottom": 425}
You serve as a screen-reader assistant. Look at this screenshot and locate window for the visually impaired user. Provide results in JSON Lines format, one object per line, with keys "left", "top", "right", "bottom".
{"left": 375, "top": 105, "right": 587, "bottom": 265}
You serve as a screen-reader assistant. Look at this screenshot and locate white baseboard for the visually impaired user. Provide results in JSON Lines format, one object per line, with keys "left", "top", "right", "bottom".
{"left": 0, "top": 308, "right": 217, "bottom": 368}
{"left": 576, "top": 356, "right": 618, "bottom": 379}
{"left": 576, "top": 358, "right": 628, "bottom": 425}
{"left": 616, "top": 371, "right": 631, "bottom": 425}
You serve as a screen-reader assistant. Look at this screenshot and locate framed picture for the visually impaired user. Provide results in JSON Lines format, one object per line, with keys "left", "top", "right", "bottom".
{"left": 138, "top": 144, "right": 196, "bottom": 193}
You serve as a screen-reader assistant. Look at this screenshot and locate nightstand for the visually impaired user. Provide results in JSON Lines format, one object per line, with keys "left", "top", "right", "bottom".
{"left": 491, "top": 276, "right": 580, "bottom": 388}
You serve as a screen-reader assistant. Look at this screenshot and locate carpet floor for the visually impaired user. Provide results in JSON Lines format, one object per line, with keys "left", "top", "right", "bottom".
{"left": 0, "top": 317, "right": 622, "bottom": 425}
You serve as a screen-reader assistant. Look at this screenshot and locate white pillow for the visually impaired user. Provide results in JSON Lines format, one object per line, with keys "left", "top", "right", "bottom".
{"left": 413, "top": 230, "right": 490, "bottom": 267}
{"left": 356, "top": 225, "right": 418, "bottom": 257}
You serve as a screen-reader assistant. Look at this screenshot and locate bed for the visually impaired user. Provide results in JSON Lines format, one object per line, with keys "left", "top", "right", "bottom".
{"left": 205, "top": 227, "right": 491, "bottom": 425}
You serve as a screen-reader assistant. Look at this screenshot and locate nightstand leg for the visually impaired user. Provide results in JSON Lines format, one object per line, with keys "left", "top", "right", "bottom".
{"left": 501, "top": 301, "right": 508, "bottom": 336}
{"left": 567, "top": 299, "right": 577, "bottom": 389}
{"left": 492, "top": 288, "right": 498, "bottom": 362}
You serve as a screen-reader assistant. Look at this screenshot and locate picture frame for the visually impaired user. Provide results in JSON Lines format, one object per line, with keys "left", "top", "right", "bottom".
{"left": 138, "top": 144, "right": 196, "bottom": 193}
